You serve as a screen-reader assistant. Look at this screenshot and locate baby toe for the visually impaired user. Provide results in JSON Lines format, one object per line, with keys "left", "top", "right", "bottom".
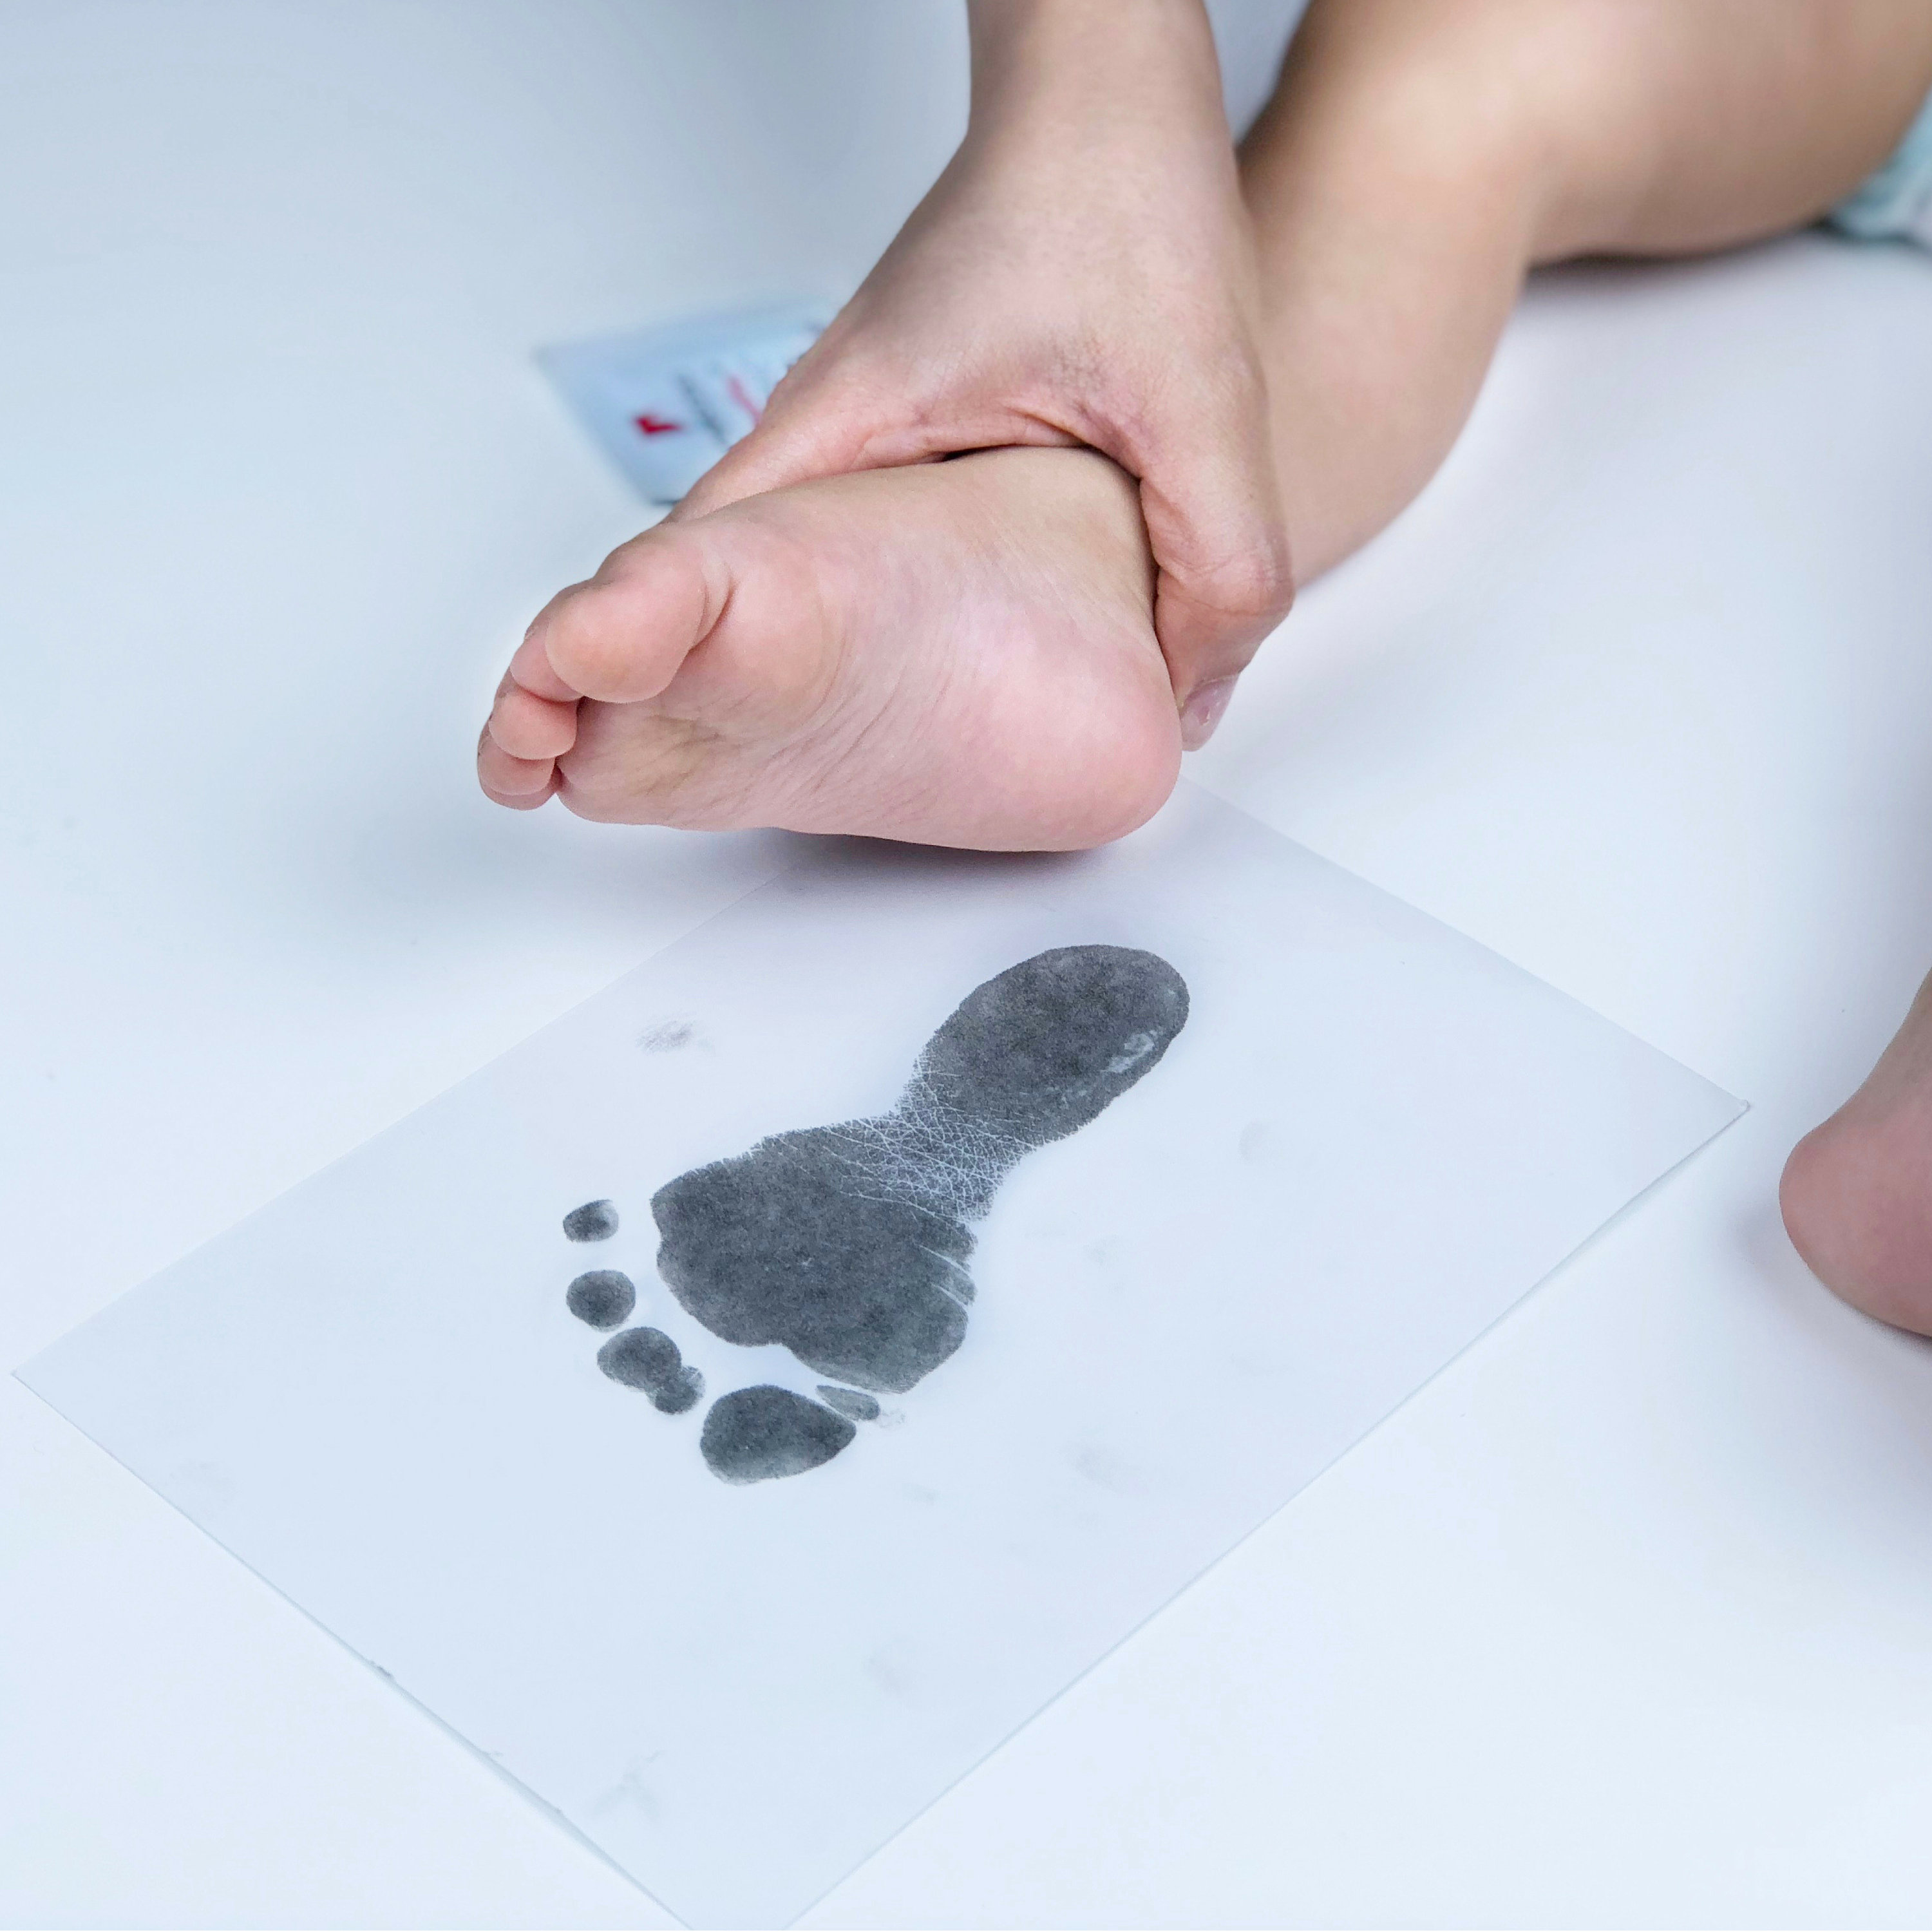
{"left": 477, "top": 730, "right": 558, "bottom": 808}
{"left": 506, "top": 621, "right": 585, "bottom": 703}
{"left": 488, "top": 685, "right": 578, "bottom": 761}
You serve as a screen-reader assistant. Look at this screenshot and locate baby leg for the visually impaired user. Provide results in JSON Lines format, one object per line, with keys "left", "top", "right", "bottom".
{"left": 1239, "top": 0, "right": 1932, "bottom": 580}
{"left": 1233, "top": 0, "right": 1932, "bottom": 1330}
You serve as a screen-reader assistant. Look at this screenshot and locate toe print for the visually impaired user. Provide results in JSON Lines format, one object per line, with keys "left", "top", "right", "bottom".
{"left": 815, "top": 1386, "right": 881, "bottom": 1423}
{"left": 567, "top": 1269, "right": 636, "bottom": 1329}
{"left": 597, "top": 1327, "right": 705, "bottom": 1414}
{"left": 564, "top": 1198, "right": 619, "bottom": 1242}
{"left": 560, "top": 945, "right": 1187, "bottom": 1482}
{"left": 702, "top": 1385, "right": 855, "bottom": 1484}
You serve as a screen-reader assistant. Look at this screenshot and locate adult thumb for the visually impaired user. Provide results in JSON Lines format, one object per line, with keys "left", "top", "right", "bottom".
{"left": 1137, "top": 419, "right": 1296, "bottom": 748}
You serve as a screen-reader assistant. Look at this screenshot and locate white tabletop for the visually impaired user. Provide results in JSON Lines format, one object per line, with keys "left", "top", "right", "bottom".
{"left": 5, "top": 5, "right": 1931, "bottom": 1926}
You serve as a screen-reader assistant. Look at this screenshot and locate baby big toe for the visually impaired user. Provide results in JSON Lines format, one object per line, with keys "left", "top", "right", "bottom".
{"left": 540, "top": 537, "right": 721, "bottom": 706}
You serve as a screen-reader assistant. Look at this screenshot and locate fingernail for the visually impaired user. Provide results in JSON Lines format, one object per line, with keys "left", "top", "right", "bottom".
{"left": 1180, "top": 676, "right": 1238, "bottom": 750}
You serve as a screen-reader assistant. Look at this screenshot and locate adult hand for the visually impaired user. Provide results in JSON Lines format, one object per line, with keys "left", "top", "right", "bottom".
{"left": 678, "top": 0, "right": 1293, "bottom": 745}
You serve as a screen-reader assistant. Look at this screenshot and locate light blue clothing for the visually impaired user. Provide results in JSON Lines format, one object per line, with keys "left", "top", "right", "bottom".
{"left": 1830, "top": 80, "right": 1932, "bottom": 244}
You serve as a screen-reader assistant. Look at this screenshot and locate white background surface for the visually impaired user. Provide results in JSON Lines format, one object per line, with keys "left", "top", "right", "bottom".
{"left": 20, "top": 789, "right": 1739, "bottom": 1927}
{"left": 3, "top": 3, "right": 1931, "bottom": 1927}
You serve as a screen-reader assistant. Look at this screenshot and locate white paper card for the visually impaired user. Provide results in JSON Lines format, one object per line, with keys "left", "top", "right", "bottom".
{"left": 539, "top": 301, "right": 829, "bottom": 504}
{"left": 21, "top": 786, "right": 1741, "bottom": 1926}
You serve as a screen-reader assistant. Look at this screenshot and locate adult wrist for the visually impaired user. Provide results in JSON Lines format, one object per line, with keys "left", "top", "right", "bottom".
{"left": 964, "top": 0, "right": 1226, "bottom": 143}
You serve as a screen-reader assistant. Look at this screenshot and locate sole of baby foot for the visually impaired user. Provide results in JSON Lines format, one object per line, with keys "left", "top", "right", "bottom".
{"left": 477, "top": 446, "right": 1182, "bottom": 851}
{"left": 1781, "top": 969, "right": 1932, "bottom": 1337}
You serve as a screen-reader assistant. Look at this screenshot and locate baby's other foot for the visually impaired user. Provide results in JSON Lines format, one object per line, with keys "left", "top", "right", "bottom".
{"left": 1781, "top": 969, "right": 1932, "bottom": 1336}
{"left": 477, "top": 448, "right": 1181, "bottom": 850}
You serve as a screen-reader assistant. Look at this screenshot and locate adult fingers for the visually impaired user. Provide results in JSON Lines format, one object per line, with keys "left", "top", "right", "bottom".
{"left": 673, "top": 317, "right": 907, "bottom": 519}
{"left": 676, "top": 335, "right": 1083, "bottom": 522}
{"left": 674, "top": 388, "right": 879, "bottom": 520}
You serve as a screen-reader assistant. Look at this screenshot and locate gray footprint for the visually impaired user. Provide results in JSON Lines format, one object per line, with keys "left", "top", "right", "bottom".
{"left": 564, "top": 944, "right": 1188, "bottom": 1483}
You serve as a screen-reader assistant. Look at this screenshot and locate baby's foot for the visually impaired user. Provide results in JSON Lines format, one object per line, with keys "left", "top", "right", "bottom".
{"left": 477, "top": 448, "right": 1182, "bottom": 851}
{"left": 1781, "top": 969, "right": 1932, "bottom": 1336}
